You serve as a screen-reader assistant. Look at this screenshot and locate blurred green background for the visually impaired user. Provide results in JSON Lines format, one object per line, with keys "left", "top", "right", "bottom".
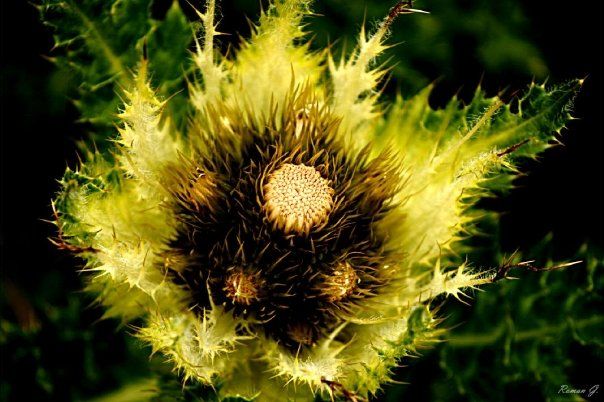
{"left": 0, "top": 0, "right": 602, "bottom": 401}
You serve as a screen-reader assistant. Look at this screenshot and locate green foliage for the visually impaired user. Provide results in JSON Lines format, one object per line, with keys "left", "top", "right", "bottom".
{"left": 466, "top": 80, "right": 579, "bottom": 156}
{"left": 372, "top": 78, "right": 580, "bottom": 272}
{"left": 0, "top": 278, "right": 151, "bottom": 401}
{"left": 36, "top": 0, "right": 549, "bottom": 143}
{"left": 307, "top": 0, "right": 548, "bottom": 93}
{"left": 384, "top": 77, "right": 581, "bottom": 171}
{"left": 38, "top": 0, "right": 192, "bottom": 140}
{"left": 437, "top": 245, "right": 602, "bottom": 402}
{"left": 380, "top": 241, "right": 603, "bottom": 402}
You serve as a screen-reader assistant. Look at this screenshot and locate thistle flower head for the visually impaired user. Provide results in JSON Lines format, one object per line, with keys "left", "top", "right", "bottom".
{"left": 50, "top": 0, "right": 579, "bottom": 399}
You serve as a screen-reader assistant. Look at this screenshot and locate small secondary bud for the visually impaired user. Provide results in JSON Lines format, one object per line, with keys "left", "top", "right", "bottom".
{"left": 319, "top": 261, "right": 359, "bottom": 302}
{"left": 224, "top": 269, "right": 261, "bottom": 306}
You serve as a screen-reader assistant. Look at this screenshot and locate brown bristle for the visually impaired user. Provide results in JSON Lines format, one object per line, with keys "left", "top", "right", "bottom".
{"left": 181, "top": 169, "right": 218, "bottom": 213}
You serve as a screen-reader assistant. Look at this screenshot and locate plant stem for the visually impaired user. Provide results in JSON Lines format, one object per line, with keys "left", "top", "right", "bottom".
{"left": 447, "top": 316, "right": 603, "bottom": 348}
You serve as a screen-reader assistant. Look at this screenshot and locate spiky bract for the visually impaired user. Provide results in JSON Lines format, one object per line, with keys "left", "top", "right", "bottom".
{"left": 50, "top": 0, "right": 579, "bottom": 399}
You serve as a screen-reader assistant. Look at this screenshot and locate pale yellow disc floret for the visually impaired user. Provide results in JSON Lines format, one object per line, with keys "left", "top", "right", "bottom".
{"left": 263, "top": 163, "right": 334, "bottom": 235}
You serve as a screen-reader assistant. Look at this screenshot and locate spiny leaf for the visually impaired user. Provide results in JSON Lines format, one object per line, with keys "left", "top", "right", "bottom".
{"left": 37, "top": 0, "right": 192, "bottom": 138}
{"left": 379, "top": 80, "right": 581, "bottom": 265}
{"left": 473, "top": 79, "right": 582, "bottom": 158}
{"left": 434, "top": 243, "right": 603, "bottom": 402}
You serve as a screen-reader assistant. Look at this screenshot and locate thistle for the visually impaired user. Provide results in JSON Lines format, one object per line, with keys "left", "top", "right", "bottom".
{"left": 47, "top": 0, "right": 580, "bottom": 400}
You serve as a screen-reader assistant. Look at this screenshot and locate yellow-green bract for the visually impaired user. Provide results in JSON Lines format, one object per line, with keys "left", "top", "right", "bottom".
{"left": 51, "top": 0, "right": 579, "bottom": 400}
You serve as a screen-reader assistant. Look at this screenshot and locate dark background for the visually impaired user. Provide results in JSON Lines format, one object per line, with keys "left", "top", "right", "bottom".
{"left": 1, "top": 0, "right": 602, "bottom": 401}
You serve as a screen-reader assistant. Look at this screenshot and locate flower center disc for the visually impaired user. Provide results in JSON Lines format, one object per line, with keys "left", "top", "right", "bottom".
{"left": 264, "top": 163, "right": 334, "bottom": 235}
